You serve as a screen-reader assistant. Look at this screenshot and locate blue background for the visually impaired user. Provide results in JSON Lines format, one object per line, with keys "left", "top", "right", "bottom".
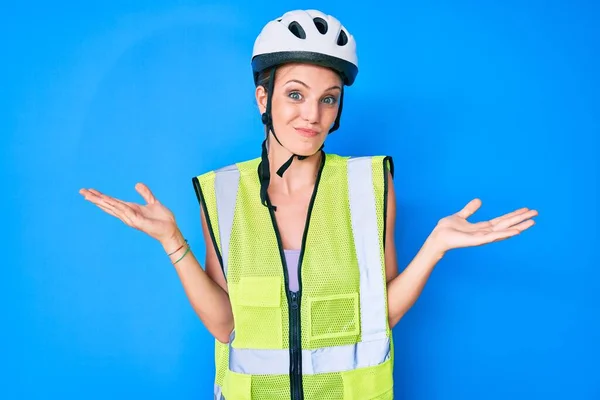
{"left": 3, "top": 0, "right": 598, "bottom": 399}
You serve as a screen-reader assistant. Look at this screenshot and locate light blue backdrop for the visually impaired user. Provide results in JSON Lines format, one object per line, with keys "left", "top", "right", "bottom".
{"left": 3, "top": 0, "right": 598, "bottom": 399}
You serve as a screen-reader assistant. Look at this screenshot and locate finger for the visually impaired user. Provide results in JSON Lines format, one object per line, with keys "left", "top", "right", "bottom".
{"left": 97, "top": 194, "right": 137, "bottom": 225}
{"left": 85, "top": 189, "right": 138, "bottom": 209}
{"left": 456, "top": 198, "right": 482, "bottom": 219}
{"left": 490, "top": 207, "right": 530, "bottom": 225}
{"left": 94, "top": 202, "right": 120, "bottom": 219}
{"left": 83, "top": 189, "right": 121, "bottom": 205}
{"left": 511, "top": 218, "right": 535, "bottom": 232}
{"left": 81, "top": 189, "right": 137, "bottom": 226}
{"left": 94, "top": 196, "right": 129, "bottom": 220}
{"left": 87, "top": 189, "right": 113, "bottom": 201}
{"left": 90, "top": 189, "right": 130, "bottom": 206}
{"left": 84, "top": 193, "right": 131, "bottom": 224}
{"left": 471, "top": 229, "right": 521, "bottom": 246}
{"left": 135, "top": 182, "right": 157, "bottom": 204}
{"left": 81, "top": 190, "right": 104, "bottom": 206}
{"left": 80, "top": 188, "right": 101, "bottom": 199}
{"left": 82, "top": 189, "right": 109, "bottom": 206}
{"left": 473, "top": 208, "right": 530, "bottom": 228}
{"left": 494, "top": 210, "right": 538, "bottom": 231}
{"left": 472, "top": 220, "right": 492, "bottom": 229}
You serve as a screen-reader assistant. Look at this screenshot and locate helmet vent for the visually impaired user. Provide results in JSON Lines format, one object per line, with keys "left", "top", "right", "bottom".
{"left": 313, "top": 17, "right": 328, "bottom": 34}
{"left": 337, "top": 29, "right": 348, "bottom": 46}
{"left": 288, "top": 21, "right": 306, "bottom": 39}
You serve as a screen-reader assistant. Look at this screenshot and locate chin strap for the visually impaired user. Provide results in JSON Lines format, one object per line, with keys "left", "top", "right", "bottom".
{"left": 258, "top": 68, "right": 345, "bottom": 211}
{"left": 258, "top": 137, "right": 274, "bottom": 210}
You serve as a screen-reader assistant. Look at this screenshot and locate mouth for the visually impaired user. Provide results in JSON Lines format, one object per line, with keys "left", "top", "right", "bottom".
{"left": 295, "top": 127, "right": 320, "bottom": 138}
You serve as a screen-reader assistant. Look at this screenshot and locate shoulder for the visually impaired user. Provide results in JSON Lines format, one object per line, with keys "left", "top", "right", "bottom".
{"left": 192, "top": 156, "right": 261, "bottom": 183}
{"left": 191, "top": 156, "right": 261, "bottom": 206}
{"left": 324, "top": 153, "right": 394, "bottom": 179}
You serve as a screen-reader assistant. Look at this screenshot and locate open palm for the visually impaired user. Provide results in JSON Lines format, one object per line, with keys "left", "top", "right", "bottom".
{"left": 79, "top": 183, "right": 178, "bottom": 243}
{"left": 432, "top": 198, "right": 538, "bottom": 253}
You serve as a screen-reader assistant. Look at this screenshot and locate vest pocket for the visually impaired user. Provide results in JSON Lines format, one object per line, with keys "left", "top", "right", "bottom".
{"left": 222, "top": 370, "right": 251, "bottom": 400}
{"left": 340, "top": 357, "right": 393, "bottom": 400}
{"left": 230, "top": 276, "right": 283, "bottom": 349}
{"left": 308, "top": 293, "right": 359, "bottom": 341}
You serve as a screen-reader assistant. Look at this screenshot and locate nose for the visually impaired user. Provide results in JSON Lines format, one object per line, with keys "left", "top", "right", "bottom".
{"left": 301, "top": 99, "right": 320, "bottom": 124}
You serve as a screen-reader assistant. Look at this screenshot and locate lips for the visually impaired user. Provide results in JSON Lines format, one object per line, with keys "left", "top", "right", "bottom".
{"left": 295, "top": 128, "right": 319, "bottom": 137}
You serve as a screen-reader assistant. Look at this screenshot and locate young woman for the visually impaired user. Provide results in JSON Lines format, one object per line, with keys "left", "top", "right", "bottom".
{"left": 80, "top": 9, "right": 537, "bottom": 400}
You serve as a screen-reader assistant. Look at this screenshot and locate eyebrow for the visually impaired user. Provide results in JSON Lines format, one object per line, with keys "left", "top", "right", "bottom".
{"left": 284, "top": 79, "right": 342, "bottom": 92}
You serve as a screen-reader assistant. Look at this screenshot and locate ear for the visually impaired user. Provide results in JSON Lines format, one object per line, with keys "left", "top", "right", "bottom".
{"left": 255, "top": 85, "right": 268, "bottom": 114}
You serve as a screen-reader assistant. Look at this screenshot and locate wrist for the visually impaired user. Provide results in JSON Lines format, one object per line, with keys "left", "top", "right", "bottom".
{"left": 160, "top": 228, "right": 185, "bottom": 253}
{"left": 422, "top": 230, "right": 447, "bottom": 262}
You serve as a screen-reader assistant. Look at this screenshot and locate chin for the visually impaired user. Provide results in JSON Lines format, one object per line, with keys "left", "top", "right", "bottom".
{"left": 289, "top": 136, "right": 324, "bottom": 157}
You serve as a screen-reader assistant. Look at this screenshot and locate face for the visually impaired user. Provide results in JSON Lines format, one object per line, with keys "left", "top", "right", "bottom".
{"left": 256, "top": 63, "right": 343, "bottom": 157}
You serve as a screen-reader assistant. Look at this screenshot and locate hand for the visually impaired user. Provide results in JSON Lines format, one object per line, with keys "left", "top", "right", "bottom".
{"left": 79, "top": 183, "right": 179, "bottom": 244}
{"left": 428, "top": 198, "right": 538, "bottom": 256}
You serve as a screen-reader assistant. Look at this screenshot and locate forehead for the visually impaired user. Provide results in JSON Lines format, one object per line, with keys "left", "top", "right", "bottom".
{"left": 275, "top": 63, "right": 342, "bottom": 87}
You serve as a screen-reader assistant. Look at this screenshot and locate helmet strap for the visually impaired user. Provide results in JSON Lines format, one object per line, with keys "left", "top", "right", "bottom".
{"left": 258, "top": 68, "right": 344, "bottom": 210}
{"left": 328, "top": 86, "right": 344, "bottom": 134}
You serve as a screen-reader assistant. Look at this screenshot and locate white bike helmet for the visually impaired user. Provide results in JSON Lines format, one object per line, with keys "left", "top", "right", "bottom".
{"left": 253, "top": 10, "right": 359, "bottom": 211}
{"left": 251, "top": 9, "right": 358, "bottom": 86}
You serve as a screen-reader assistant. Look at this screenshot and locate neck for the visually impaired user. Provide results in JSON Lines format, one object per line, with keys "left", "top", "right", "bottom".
{"left": 267, "top": 137, "right": 322, "bottom": 196}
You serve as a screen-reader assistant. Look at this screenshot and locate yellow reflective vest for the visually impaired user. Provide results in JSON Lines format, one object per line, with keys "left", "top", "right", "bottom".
{"left": 193, "top": 153, "right": 395, "bottom": 400}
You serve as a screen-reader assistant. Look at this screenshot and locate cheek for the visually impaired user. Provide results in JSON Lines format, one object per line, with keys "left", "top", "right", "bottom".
{"left": 272, "top": 102, "right": 299, "bottom": 127}
{"left": 282, "top": 104, "right": 299, "bottom": 122}
{"left": 322, "top": 107, "right": 339, "bottom": 126}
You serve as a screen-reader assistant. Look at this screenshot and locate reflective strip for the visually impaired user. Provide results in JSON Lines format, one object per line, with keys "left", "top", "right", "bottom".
{"left": 347, "top": 156, "right": 388, "bottom": 342}
{"left": 230, "top": 336, "right": 390, "bottom": 375}
{"left": 213, "top": 164, "right": 240, "bottom": 277}
{"left": 214, "top": 383, "right": 224, "bottom": 400}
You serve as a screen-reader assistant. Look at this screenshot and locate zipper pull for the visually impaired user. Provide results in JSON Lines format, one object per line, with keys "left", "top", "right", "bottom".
{"left": 290, "top": 292, "right": 299, "bottom": 309}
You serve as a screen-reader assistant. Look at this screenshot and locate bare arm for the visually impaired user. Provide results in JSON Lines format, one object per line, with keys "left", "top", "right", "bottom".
{"left": 161, "top": 209, "right": 233, "bottom": 343}
{"left": 383, "top": 171, "right": 443, "bottom": 328}
{"left": 386, "top": 236, "right": 443, "bottom": 329}
{"left": 80, "top": 183, "right": 235, "bottom": 342}
{"left": 384, "top": 170, "right": 537, "bottom": 328}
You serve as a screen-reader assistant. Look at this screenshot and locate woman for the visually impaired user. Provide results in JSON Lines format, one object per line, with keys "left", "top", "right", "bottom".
{"left": 80, "top": 9, "right": 537, "bottom": 400}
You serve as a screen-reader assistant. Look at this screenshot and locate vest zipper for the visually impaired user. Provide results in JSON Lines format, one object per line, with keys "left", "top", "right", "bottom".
{"left": 290, "top": 291, "right": 300, "bottom": 400}
{"left": 263, "top": 152, "right": 326, "bottom": 400}
{"left": 265, "top": 199, "right": 304, "bottom": 400}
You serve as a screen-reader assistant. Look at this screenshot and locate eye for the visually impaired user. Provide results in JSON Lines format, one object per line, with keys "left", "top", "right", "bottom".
{"left": 322, "top": 96, "right": 337, "bottom": 105}
{"left": 288, "top": 91, "right": 303, "bottom": 100}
